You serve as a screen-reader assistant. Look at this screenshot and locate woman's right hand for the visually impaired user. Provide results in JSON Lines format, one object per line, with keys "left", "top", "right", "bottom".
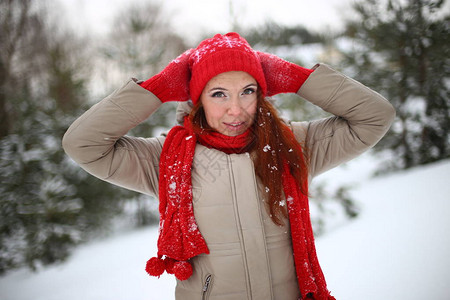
{"left": 140, "top": 49, "right": 194, "bottom": 103}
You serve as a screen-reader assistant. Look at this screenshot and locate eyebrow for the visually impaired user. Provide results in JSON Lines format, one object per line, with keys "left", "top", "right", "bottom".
{"left": 207, "top": 83, "right": 257, "bottom": 93}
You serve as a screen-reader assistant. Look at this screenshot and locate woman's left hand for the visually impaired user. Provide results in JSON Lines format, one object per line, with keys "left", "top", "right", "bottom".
{"left": 257, "top": 51, "right": 314, "bottom": 96}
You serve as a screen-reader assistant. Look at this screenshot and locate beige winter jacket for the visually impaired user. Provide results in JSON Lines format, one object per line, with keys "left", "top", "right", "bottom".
{"left": 62, "top": 64, "right": 395, "bottom": 299}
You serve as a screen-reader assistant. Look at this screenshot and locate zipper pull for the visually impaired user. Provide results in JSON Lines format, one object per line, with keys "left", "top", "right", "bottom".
{"left": 202, "top": 274, "right": 212, "bottom": 292}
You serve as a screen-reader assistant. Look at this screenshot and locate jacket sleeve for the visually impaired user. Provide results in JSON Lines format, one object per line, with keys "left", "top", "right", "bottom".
{"left": 62, "top": 79, "right": 165, "bottom": 196}
{"left": 289, "top": 64, "right": 396, "bottom": 178}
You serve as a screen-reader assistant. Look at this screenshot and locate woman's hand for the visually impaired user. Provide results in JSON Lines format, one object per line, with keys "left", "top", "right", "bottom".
{"left": 140, "top": 49, "right": 194, "bottom": 102}
{"left": 256, "top": 51, "right": 314, "bottom": 96}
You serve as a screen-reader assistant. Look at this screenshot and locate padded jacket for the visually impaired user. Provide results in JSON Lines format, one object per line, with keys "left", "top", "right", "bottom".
{"left": 62, "top": 64, "right": 395, "bottom": 299}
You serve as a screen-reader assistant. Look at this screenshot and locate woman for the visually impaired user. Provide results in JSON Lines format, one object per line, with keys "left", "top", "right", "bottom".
{"left": 62, "top": 32, "right": 395, "bottom": 300}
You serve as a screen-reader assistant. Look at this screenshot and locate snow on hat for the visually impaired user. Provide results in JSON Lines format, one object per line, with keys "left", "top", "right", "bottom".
{"left": 189, "top": 32, "right": 267, "bottom": 104}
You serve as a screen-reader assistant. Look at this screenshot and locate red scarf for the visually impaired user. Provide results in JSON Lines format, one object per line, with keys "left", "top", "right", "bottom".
{"left": 146, "top": 117, "right": 334, "bottom": 300}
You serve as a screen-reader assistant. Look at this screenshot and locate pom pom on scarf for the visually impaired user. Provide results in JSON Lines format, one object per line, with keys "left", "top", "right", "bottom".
{"left": 145, "top": 257, "right": 165, "bottom": 277}
{"left": 145, "top": 256, "right": 192, "bottom": 281}
{"left": 164, "top": 257, "right": 177, "bottom": 274}
{"left": 173, "top": 260, "right": 193, "bottom": 281}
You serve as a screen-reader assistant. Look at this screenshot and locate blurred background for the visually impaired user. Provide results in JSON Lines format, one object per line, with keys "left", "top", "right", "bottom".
{"left": 0, "top": 0, "right": 449, "bottom": 299}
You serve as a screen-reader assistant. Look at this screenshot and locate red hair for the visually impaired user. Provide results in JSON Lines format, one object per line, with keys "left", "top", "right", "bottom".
{"left": 251, "top": 92, "right": 308, "bottom": 225}
{"left": 189, "top": 91, "right": 308, "bottom": 226}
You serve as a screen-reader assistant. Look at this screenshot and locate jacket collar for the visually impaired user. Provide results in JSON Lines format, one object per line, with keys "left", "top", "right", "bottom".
{"left": 176, "top": 101, "right": 194, "bottom": 126}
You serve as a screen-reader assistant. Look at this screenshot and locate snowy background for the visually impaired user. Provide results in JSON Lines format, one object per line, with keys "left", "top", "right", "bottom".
{"left": 1, "top": 156, "right": 449, "bottom": 300}
{"left": 1, "top": 1, "right": 449, "bottom": 299}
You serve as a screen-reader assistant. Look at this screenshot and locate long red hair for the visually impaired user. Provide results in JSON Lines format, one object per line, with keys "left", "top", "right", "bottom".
{"left": 189, "top": 90, "right": 308, "bottom": 226}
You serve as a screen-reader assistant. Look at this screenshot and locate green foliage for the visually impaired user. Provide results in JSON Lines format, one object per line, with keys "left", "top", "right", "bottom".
{"left": 0, "top": 0, "right": 133, "bottom": 274}
{"left": 0, "top": 84, "right": 128, "bottom": 272}
{"left": 0, "top": 0, "right": 190, "bottom": 274}
{"left": 339, "top": 0, "right": 450, "bottom": 171}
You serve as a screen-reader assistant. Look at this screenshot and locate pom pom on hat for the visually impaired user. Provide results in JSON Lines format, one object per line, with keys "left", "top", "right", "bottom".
{"left": 189, "top": 32, "right": 267, "bottom": 104}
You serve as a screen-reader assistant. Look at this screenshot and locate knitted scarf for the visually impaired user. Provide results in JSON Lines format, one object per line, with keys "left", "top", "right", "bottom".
{"left": 146, "top": 117, "right": 335, "bottom": 300}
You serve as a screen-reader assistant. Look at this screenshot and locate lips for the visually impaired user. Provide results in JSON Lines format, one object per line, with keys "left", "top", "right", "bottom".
{"left": 225, "top": 122, "right": 244, "bottom": 127}
{"left": 223, "top": 121, "right": 246, "bottom": 132}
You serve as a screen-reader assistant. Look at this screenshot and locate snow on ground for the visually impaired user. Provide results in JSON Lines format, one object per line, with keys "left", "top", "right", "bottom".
{"left": 1, "top": 158, "right": 449, "bottom": 300}
{"left": 317, "top": 159, "right": 450, "bottom": 300}
{"left": 0, "top": 225, "right": 173, "bottom": 300}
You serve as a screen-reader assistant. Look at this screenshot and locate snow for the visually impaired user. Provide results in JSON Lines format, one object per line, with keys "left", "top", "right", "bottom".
{"left": 0, "top": 227, "right": 175, "bottom": 300}
{"left": 316, "top": 159, "right": 450, "bottom": 300}
{"left": 1, "top": 158, "right": 450, "bottom": 300}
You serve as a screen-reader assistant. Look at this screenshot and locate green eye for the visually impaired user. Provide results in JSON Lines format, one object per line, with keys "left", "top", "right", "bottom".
{"left": 212, "top": 91, "right": 225, "bottom": 98}
{"left": 243, "top": 88, "right": 255, "bottom": 95}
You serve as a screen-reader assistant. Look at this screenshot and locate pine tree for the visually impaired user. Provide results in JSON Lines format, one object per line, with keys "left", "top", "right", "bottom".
{"left": 340, "top": 0, "right": 450, "bottom": 171}
{"left": 0, "top": 0, "right": 130, "bottom": 273}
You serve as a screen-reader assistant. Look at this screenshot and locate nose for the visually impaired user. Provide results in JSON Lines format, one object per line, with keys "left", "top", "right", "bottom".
{"left": 227, "top": 97, "right": 243, "bottom": 116}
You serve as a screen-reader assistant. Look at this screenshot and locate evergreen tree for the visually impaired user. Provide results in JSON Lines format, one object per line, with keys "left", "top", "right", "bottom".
{"left": 0, "top": 0, "right": 130, "bottom": 273}
{"left": 340, "top": 0, "right": 449, "bottom": 171}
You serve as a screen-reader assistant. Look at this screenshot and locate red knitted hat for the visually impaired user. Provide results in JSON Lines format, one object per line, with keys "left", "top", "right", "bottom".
{"left": 189, "top": 32, "right": 267, "bottom": 104}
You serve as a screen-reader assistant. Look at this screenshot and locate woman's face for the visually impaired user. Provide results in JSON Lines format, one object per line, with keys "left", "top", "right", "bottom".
{"left": 200, "top": 71, "right": 258, "bottom": 136}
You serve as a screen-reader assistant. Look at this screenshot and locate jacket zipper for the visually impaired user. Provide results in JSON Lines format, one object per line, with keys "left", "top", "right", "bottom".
{"left": 227, "top": 155, "right": 252, "bottom": 298}
{"left": 202, "top": 274, "right": 213, "bottom": 300}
